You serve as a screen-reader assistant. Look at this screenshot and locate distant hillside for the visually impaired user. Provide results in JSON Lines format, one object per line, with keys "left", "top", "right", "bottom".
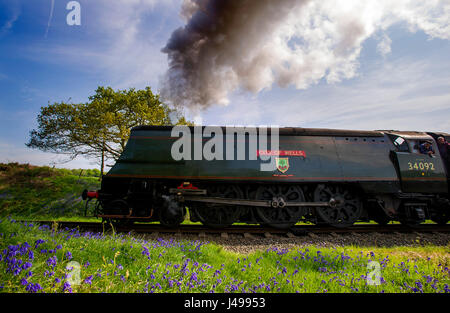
{"left": 0, "top": 163, "right": 100, "bottom": 218}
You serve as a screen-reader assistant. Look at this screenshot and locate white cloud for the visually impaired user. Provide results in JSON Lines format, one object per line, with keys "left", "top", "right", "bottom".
{"left": 90, "top": 0, "right": 174, "bottom": 87}
{"left": 201, "top": 96, "right": 264, "bottom": 126}
{"left": 249, "top": 56, "right": 450, "bottom": 132}
{"left": 376, "top": 32, "right": 392, "bottom": 56}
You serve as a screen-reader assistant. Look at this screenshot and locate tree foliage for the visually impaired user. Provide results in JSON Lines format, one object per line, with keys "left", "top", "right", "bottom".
{"left": 27, "top": 86, "right": 192, "bottom": 173}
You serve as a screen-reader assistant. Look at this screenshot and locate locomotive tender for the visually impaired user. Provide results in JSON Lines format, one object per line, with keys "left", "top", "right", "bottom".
{"left": 82, "top": 125, "right": 450, "bottom": 228}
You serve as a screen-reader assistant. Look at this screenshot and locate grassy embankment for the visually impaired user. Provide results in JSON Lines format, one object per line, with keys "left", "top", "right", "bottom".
{"left": 0, "top": 218, "right": 448, "bottom": 293}
{"left": 0, "top": 163, "right": 100, "bottom": 221}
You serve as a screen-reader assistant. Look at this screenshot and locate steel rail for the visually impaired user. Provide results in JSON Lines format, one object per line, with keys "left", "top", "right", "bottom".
{"left": 19, "top": 220, "right": 450, "bottom": 236}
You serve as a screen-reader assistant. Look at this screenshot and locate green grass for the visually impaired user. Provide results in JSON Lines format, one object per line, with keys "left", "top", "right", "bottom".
{"left": 0, "top": 163, "right": 100, "bottom": 219}
{"left": 0, "top": 218, "right": 448, "bottom": 293}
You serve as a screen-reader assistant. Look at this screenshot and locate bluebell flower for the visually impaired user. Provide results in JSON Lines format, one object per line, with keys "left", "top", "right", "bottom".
{"left": 22, "top": 262, "right": 32, "bottom": 270}
{"left": 34, "top": 239, "right": 45, "bottom": 249}
{"left": 65, "top": 251, "right": 72, "bottom": 260}
{"left": 20, "top": 242, "right": 31, "bottom": 255}
{"left": 84, "top": 275, "right": 93, "bottom": 285}
{"left": 26, "top": 283, "right": 42, "bottom": 293}
{"left": 62, "top": 281, "right": 72, "bottom": 293}
{"left": 46, "top": 256, "right": 57, "bottom": 268}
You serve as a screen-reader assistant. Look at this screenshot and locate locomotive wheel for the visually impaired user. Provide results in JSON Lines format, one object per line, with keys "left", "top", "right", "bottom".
{"left": 160, "top": 206, "right": 186, "bottom": 228}
{"left": 255, "top": 185, "right": 306, "bottom": 229}
{"left": 314, "top": 184, "right": 362, "bottom": 228}
{"left": 191, "top": 185, "right": 242, "bottom": 228}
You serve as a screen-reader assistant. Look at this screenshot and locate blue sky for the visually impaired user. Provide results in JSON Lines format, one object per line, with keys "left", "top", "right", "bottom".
{"left": 0, "top": 0, "right": 449, "bottom": 170}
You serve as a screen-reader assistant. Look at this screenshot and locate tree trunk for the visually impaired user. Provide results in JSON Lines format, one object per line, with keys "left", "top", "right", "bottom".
{"left": 100, "top": 141, "right": 105, "bottom": 181}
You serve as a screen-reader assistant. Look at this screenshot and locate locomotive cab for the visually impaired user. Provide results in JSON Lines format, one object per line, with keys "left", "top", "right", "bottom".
{"left": 386, "top": 131, "right": 447, "bottom": 194}
{"left": 427, "top": 132, "right": 450, "bottom": 177}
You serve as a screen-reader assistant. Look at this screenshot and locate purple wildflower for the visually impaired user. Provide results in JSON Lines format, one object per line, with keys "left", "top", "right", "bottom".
{"left": 34, "top": 239, "right": 45, "bottom": 249}
{"left": 65, "top": 251, "right": 73, "bottom": 260}
{"left": 62, "top": 281, "right": 72, "bottom": 293}
{"left": 26, "top": 283, "right": 42, "bottom": 293}
{"left": 416, "top": 281, "right": 423, "bottom": 290}
{"left": 84, "top": 275, "right": 93, "bottom": 285}
{"left": 22, "top": 262, "right": 32, "bottom": 270}
{"left": 46, "top": 256, "right": 57, "bottom": 268}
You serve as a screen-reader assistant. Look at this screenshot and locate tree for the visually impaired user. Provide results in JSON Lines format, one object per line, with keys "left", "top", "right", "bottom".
{"left": 26, "top": 86, "right": 193, "bottom": 176}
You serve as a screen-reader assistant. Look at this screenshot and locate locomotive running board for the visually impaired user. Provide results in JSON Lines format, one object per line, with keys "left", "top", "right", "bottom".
{"left": 179, "top": 196, "right": 334, "bottom": 208}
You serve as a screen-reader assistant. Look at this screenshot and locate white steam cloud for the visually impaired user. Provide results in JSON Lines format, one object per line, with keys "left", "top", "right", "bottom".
{"left": 161, "top": 0, "right": 450, "bottom": 110}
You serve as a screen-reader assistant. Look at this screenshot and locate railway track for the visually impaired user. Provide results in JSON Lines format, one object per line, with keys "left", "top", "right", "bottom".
{"left": 24, "top": 220, "right": 450, "bottom": 238}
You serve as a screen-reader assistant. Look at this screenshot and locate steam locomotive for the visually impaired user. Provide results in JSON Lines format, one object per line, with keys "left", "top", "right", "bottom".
{"left": 82, "top": 125, "right": 449, "bottom": 229}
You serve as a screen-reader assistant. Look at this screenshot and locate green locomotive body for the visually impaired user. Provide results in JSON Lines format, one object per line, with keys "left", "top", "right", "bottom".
{"left": 84, "top": 126, "right": 449, "bottom": 228}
